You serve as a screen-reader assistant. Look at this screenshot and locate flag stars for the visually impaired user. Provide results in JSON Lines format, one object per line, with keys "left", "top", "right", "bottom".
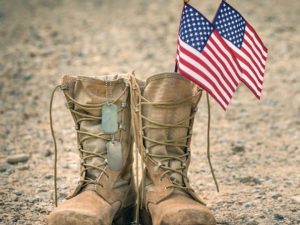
{"left": 179, "top": 4, "right": 214, "bottom": 51}
{"left": 214, "top": 3, "right": 246, "bottom": 48}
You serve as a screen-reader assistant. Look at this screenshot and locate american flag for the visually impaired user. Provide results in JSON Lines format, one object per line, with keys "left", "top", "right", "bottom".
{"left": 176, "top": 4, "right": 241, "bottom": 110}
{"left": 213, "top": 1, "right": 268, "bottom": 99}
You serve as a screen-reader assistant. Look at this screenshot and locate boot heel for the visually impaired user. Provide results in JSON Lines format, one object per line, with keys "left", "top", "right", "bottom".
{"left": 140, "top": 207, "right": 152, "bottom": 225}
{"left": 113, "top": 205, "right": 135, "bottom": 225}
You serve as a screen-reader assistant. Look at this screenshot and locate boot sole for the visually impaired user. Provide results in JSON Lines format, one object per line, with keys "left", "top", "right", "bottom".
{"left": 113, "top": 205, "right": 135, "bottom": 225}
{"left": 139, "top": 207, "right": 215, "bottom": 225}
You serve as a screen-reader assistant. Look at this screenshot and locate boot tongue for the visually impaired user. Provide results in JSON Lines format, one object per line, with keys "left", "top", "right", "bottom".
{"left": 150, "top": 146, "right": 184, "bottom": 184}
{"left": 80, "top": 123, "right": 107, "bottom": 180}
{"left": 75, "top": 81, "right": 107, "bottom": 180}
{"left": 169, "top": 158, "right": 184, "bottom": 185}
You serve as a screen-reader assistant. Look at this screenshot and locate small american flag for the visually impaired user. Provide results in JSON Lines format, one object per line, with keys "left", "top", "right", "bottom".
{"left": 213, "top": 1, "right": 268, "bottom": 99}
{"left": 176, "top": 4, "right": 241, "bottom": 110}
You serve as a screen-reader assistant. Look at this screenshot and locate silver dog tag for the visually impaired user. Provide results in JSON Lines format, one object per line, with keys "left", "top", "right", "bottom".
{"left": 107, "top": 141, "right": 123, "bottom": 171}
{"left": 102, "top": 103, "right": 118, "bottom": 134}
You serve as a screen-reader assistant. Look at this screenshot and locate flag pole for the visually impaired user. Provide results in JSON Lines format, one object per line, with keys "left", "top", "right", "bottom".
{"left": 206, "top": 93, "right": 219, "bottom": 192}
{"left": 174, "top": 0, "right": 189, "bottom": 72}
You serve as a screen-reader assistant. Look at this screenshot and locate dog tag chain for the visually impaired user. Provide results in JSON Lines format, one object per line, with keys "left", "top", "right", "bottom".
{"left": 102, "top": 78, "right": 123, "bottom": 171}
{"left": 102, "top": 79, "right": 118, "bottom": 134}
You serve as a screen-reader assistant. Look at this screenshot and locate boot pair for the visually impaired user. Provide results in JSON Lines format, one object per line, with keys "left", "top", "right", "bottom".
{"left": 48, "top": 72, "right": 216, "bottom": 225}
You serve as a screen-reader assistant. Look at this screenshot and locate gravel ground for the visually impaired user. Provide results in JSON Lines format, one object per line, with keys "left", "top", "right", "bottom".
{"left": 0, "top": 0, "right": 299, "bottom": 224}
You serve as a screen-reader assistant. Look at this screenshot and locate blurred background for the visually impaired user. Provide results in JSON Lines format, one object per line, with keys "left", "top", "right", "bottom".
{"left": 0, "top": 0, "right": 299, "bottom": 224}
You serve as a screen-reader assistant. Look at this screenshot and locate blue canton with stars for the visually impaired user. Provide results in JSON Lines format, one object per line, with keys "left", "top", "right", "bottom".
{"left": 213, "top": 1, "right": 246, "bottom": 48}
{"left": 179, "top": 4, "right": 214, "bottom": 52}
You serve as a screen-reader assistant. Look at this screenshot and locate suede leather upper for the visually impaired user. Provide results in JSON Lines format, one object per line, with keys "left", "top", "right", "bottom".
{"left": 132, "top": 73, "right": 216, "bottom": 225}
{"left": 48, "top": 75, "right": 135, "bottom": 225}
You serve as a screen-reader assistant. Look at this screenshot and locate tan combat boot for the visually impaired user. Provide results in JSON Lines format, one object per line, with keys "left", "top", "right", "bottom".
{"left": 48, "top": 75, "right": 136, "bottom": 225}
{"left": 131, "top": 73, "right": 216, "bottom": 225}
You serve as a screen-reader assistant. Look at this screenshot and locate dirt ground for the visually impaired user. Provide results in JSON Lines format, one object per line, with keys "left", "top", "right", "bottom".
{"left": 0, "top": 0, "right": 299, "bottom": 224}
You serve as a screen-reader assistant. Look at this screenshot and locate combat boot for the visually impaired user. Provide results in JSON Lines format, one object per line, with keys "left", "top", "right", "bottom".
{"left": 131, "top": 73, "right": 216, "bottom": 225}
{"left": 48, "top": 74, "right": 136, "bottom": 225}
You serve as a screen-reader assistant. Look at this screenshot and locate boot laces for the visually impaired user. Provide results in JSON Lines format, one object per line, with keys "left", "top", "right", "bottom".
{"left": 141, "top": 108, "right": 196, "bottom": 190}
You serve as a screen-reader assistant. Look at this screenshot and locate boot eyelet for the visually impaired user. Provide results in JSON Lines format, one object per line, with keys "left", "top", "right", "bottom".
{"left": 119, "top": 124, "right": 125, "bottom": 130}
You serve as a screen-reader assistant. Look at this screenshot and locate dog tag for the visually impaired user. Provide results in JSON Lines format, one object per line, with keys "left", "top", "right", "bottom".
{"left": 107, "top": 141, "right": 123, "bottom": 171}
{"left": 102, "top": 103, "right": 118, "bottom": 134}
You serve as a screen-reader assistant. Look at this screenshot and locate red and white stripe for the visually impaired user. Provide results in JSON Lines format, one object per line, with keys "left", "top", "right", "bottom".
{"left": 225, "top": 23, "right": 268, "bottom": 99}
{"left": 176, "top": 30, "right": 241, "bottom": 110}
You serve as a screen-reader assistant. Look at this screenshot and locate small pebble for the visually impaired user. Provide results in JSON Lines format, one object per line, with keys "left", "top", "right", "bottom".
{"left": 274, "top": 213, "right": 284, "bottom": 221}
{"left": 26, "top": 197, "right": 37, "bottom": 203}
{"left": 14, "top": 72, "right": 33, "bottom": 81}
{"left": 18, "top": 165, "right": 30, "bottom": 171}
{"left": 0, "top": 165, "right": 9, "bottom": 172}
{"left": 6, "top": 154, "right": 29, "bottom": 164}
{"left": 291, "top": 195, "right": 300, "bottom": 203}
{"left": 246, "top": 220, "right": 258, "bottom": 225}
{"left": 231, "top": 141, "right": 245, "bottom": 153}
{"left": 45, "top": 174, "right": 53, "bottom": 179}
{"left": 242, "top": 202, "right": 253, "bottom": 209}
{"left": 239, "top": 176, "right": 261, "bottom": 185}
{"left": 272, "top": 193, "right": 282, "bottom": 199}
{"left": 44, "top": 149, "right": 52, "bottom": 157}
{"left": 15, "top": 191, "right": 23, "bottom": 196}
{"left": 10, "top": 194, "right": 18, "bottom": 201}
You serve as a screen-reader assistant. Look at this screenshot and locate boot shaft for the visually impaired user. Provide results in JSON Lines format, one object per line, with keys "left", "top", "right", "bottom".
{"left": 60, "top": 74, "right": 134, "bottom": 204}
{"left": 142, "top": 73, "right": 201, "bottom": 184}
{"left": 143, "top": 74, "right": 199, "bottom": 155}
{"left": 130, "top": 72, "right": 204, "bottom": 207}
